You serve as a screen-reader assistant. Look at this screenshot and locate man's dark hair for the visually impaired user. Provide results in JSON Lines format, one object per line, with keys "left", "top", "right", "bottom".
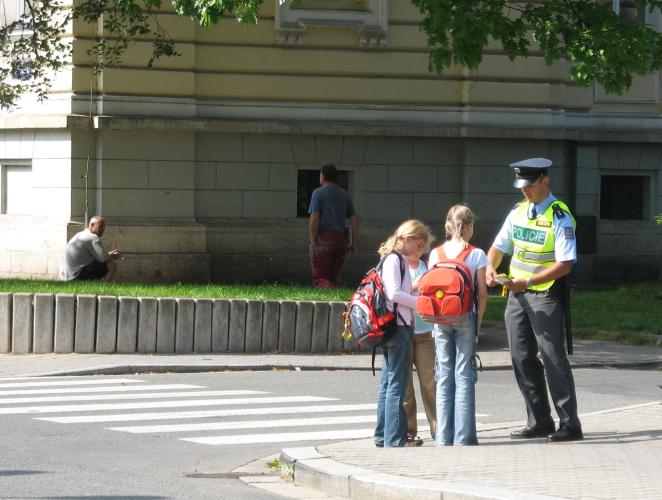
{"left": 321, "top": 163, "right": 339, "bottom": 182}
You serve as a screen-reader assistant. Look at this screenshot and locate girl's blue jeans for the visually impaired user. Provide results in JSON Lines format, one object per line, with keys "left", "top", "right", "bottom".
{"left": 434, "top": 317, "right": 478, "bottom": 446}
{"left": 374, "top": 325, "right": 414, "bottom": 447}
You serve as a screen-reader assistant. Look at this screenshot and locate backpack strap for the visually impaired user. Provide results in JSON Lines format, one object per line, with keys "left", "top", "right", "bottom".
{"left": 457, "top": 244, "right": 475, "bottom": 262}
{"left": 376, "top": 251, "right": 407, "bottom": 326}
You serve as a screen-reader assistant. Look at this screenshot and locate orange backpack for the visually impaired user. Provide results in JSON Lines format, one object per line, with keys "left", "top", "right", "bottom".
{"left": 416, "top": 245, "right": 475, "bottom": 326}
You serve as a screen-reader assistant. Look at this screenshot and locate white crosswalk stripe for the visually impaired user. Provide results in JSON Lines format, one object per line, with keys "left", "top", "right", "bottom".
{"left": 0, "top": 377, "right": 481, "bottom": 449}
{"left": 0, "top": 383, "right": 202, "bottom": 396}
{"left": 37, "top": 403, "right": 378, "bottom": 424}
{"left": 0, "top": 390, "right": 266, "bottom": 405}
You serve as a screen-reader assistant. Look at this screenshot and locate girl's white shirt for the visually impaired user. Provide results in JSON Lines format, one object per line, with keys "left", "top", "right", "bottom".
{"left": 428, "top": 240, "right": 488, "bottom": 277}
{"left": 380, "top": 252, "right": 416, "bottom": 326}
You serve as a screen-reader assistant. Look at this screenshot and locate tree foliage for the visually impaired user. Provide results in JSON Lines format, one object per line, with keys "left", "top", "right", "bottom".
{"left": 2, "top": 0, "right": 662, "bottom": 109}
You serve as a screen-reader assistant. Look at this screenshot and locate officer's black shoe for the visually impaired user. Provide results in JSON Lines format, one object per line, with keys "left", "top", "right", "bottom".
{"left": 547, "top": 425, "right": 583, "bottom": 442}
{"left": 510, "top": 424, "right": 555, "bottom": 439}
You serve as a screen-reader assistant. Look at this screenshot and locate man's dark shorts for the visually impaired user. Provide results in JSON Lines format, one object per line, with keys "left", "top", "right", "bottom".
{"left": 74, "top": 261, "right": 108, "bottom": 281}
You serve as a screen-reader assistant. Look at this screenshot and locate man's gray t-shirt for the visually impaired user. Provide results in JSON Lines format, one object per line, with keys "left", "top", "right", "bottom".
{"left": 59, "top": 230, "right": 109, "bottom": 281}
{"left": 308, "top": 184, "right": 356, "bottom": 232}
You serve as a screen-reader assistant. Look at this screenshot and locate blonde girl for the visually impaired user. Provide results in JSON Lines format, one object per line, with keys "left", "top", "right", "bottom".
{"left": 429, "top": 204, "right": 488, "bottom": 446}
{"left": 374, "top": 219, "right": 433, "bottom": 448}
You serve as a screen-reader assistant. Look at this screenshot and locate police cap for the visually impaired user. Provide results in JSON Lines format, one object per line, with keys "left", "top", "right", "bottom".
{"left": 510, "top": 158, "right": 552, "bottom": 188}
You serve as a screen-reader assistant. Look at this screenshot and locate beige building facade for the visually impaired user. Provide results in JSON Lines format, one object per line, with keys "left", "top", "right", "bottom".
{"left": 1, "top": 0, "right": 661, "bottom": 284}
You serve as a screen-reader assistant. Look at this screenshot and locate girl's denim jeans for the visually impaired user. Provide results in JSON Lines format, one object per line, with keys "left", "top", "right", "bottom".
{"left": 374, "top": 325, "right": 414, "bottom": 447}
{"left": 434, "top": 317, "right": 478, "bottom": 446}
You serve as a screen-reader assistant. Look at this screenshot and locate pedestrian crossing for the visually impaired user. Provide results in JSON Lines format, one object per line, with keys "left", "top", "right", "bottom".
{"left": 0, "top": 376, "right": 434, "bottom": 448}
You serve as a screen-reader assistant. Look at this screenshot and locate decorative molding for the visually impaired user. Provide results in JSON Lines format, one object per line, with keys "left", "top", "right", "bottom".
{"left": 275, "top": 0, "right": 388, "bottom": 45}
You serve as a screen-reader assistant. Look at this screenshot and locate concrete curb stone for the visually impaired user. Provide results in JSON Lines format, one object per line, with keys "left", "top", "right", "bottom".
{"left": 54, "top": 294, "right": 75, "bottom": 353}
{"left": 311, "top": 302, "right": 330, "bottom": 354}
{"left": 211, "top": 299, "right": 230, "bottom": 352}
{"left": 0, "top": 293, "right": 12, "bottom": 353}
{"left": 229, "top": 300, "right": 247, "bottom": 353}
{"left": 295, "top": 302, "right": 314, "bottom": 353}
{"left": 33, "top": 293, "right": 54, "bottom": 354}
{"left": 12, "top": 293, "right": 33, "bottom": 354}
{"left": 193, "top": 299, "right": 212, "bottom": 353}
{"left": 261, "top": 301, "right": 280, "bottom": 353}
{"left": 281, "top": 447, "right": 561, "bottom": 500}
{"left": 245, "top": 300, "right": 263, "bottom": 353}
{"left": 137, "top": 297, "right": 157, "bottom": 353}
{"left": 117, "top": 297, "right": 138, "bottom": 354}
{"left": 156, "top": 298, "right": 176, "bottom": 353}
{"left": 96, "top": 296, "right": 118, "bottom": 354}
{"left": 75, "top": 295, "right": 97, "bottom": 354}
{"left": 175, "top": 298, "right": 195, "bottom": 353}
{"left": 278, "top": 301, "right": 296, "bottom": 352}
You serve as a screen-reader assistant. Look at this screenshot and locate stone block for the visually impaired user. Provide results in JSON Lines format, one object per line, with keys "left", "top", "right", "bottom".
{"left": 365, "top": 137, "right": 414, "bottom": 165}
{"left": 95, "top": 296, "right": 118, "bottom": 353}
{"left": 576, "top": 145, "right": 599, "bottom": 169}
{"left": 229, "top": 299, "right": 247, "bottom": 352}
{"left": 148, "top": 161, "right": 194, "bottom": 189}
{"left": 268, "top": 164, "right": 296, "bottom": 191}
{"left": 12, "top": 293, "right": 33, "bottom": 353}
{"left": 291, "top": 136, "right": 317, "bottom": 164}
{"left": 33, "top": 293, "right": 54, "bottom": 354}
{"left": 617, "top": 144, "right": 642, "bottom": 169}
{"left": 465, "top": 165, "right": 509, "bottom": 193}
{"left": 117, "top": 297, "right": 138, "bottom": 353}
{"left": 414, "top": 138, "right": 461, "bottom": 165}
{"left": 311, "top": 302, "right": 330, "bottom": 353}
{"left": 328, "top": 302, "right": 347, "bottom": 353}
{"left": 175, "top": 298, "right": 195, "bottom": 353}
{"left": 575, "top": 195, "right": 599, "bottom": 217}
{"left": 362, "top": 193, "right": 412, "bottom": 220}
{"left": 195, "top": 162, "right": 216, "bottom": 189}
{"left": 195, "top": 190, "right": 243, "bottom": 218}
{"left": 388, "top": 165, "right": 438, "bottom": 192}
{"left": 194, "top": 299, "right": 212, "bottom": 353}
{"left": 245, "top": 300, "right": 263, "bottom": 353}
{"left": 156, "top": 298, "right": 176, "bottom": 353}
{"left": 137, "top": 297, "right": 158, "bottom": 353}
{"left": 413, "top": 193, "right": 460, "bottom": 221}
{"left": 243, "top": 191, "right": 294, "bottom": 218}
{"left": 261, "top": 301, "right": 280, "bottom": 352}
{"left": 360, "top": 165, "right": 388, "bottom": 191}
{"left": 75, "top": 295, "right": 97, "bottom": 353}
{"left": 0, "top": 293, "right": 11, "bottom": 353}
{"left": 294, "top": 301, "right": 314, "bottom": 353}
{"left": 315, "top": 136, "right": 343, "bottom": 165}
{"left": 437, "top": 165, "right": 463, "bottom": 193}
{"left": 217, "top": 163, "right": 269, "bottom": 190}
{"left": 196, "top": 132, "right": 243, "bottom": 162}
{"left": 576, "top": 167, "right": 599, "bottom": 196}
{"left": 598, "top": 145, "right": 620, "bottom": 169}
{"left": 341, "top": 136, "right": 369, "bottom": 165}
{"left": 243, "top": 134, "right": 294, "bottom": 163}
{"left": 54, "top": 294, "right": 75, "bottom": 353}
{"left": 278, "top": 301, "right": 296, "bottom": 352}
{"left": 639, "top": 144, "right": 662, "bottom": 170}
{"left": 212, "top": 299, "right": 230, "bottom": 352}
{"left": 101, "top": 160, "right": 149, "bottom": 189}
{"left": 100, "top": 129, "right": 194, "bottom": 161}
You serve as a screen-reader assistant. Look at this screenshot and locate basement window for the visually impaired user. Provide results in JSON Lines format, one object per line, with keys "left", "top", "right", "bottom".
{"left": 297, "top": 169, "right": 349, "bottom": 218}
{"left": 600, "top": 174, "right": 650, "bottom": 220}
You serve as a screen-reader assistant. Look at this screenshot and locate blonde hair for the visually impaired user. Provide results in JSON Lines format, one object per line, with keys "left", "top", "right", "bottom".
{"left": 378, "top": 219, "right": 433, "bottom": 257}
{"left": 445, "top": 203, "right": 477, "bottom": 242}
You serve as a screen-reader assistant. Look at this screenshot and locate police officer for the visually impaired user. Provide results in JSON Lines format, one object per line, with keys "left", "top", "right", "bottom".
{"left": 486, "top": 158, "right": 583, "bottom": 442}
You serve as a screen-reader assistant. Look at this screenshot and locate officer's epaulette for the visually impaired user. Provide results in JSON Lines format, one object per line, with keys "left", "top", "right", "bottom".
{"left": 552, "top": 203, "right": 567, "bottom": 219}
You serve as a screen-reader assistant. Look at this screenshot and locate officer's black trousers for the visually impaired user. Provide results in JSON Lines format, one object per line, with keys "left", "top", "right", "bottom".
{"left": 505, "top": 290, "right": 581, "bottom": 430}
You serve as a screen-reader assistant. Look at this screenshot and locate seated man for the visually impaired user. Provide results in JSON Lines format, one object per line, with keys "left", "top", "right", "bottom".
{"left": 60, "top": 216, "right": 123, "bottom": 281}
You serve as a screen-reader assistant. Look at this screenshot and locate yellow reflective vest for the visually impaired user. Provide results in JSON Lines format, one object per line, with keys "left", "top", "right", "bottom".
{"left": 509, "top": 200, "right": 575, "bottom": 291}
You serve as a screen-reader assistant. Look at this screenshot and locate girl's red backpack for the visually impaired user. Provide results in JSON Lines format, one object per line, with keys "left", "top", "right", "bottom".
{"left": 416, "top": 245, "right": 475, "bottom": 326}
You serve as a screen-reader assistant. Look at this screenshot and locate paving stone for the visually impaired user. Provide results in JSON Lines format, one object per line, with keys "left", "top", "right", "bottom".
{"left": 137, "top": 297, "right": 158, "bottom": 353}
{"left": 261, "top": 301, "right": 280, "bottom": 352}
{"left": 12, "top": 293, "right": 33, "bottom": 354}
{"left": 295, "top": 302, "right": 314, "bottom": 353}
{"left": 54, "top": 294, "right": 75, "bottom": 353}
{"left": 96, "top": 296, "right": 118, "bottom": 353}
{"left": 117, "top": 297, "right": 138, "bottom": 353}
{"left": 278, "top": 301, "right": 296, "bottom": 352}
{"left": 175, "top": 298, "right": 195, "bottom": 353}
{"left": 156, "top": 298, "right": 176, "bottom": 353}
{"left": 75, "top": 295, "right": 97, "bottom": 353}
{"left": 33, "top": 293, "right": 55, "bottom": 354}
{"left": 229, "top": 300, "right": 247, "bottom": 352}
{"left": 0, "top": 293, "right": 12, "bottom": 353}
{"left": 328, "top": 302, "right": 347, "bottom": 353}
{"left": 311, "top": 302, "right": 330, "bottom": 354}
{"left": 211, "top": 299, "right": 230, "bottom": 352}
{"left": 245, "top": 300, "right": 263, "bottom": 353}
{"left": 194, "top": 299, "right": 212, "bottom": 353}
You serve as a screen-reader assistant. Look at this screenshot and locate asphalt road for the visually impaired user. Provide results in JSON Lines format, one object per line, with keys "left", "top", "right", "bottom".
{"left": 0, "top": 368, "right": 659, "bottom": 499}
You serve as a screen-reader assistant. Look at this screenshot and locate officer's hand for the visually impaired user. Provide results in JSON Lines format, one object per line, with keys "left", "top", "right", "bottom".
{"left": 485, "top": 265, "right": 499, "bottom": 287}
{"left": 505, "top": 278, "right": 527, "bottom": 293}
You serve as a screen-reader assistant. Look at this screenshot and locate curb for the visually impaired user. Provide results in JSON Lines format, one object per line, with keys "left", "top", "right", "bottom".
{"left": 25, "top": 359, "right": 662, "bottom": 377}
{"left": 280, "top": 447, "right": 561, "bottom": 500}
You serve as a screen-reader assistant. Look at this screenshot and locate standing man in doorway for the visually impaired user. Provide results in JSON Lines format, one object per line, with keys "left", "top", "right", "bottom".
{"left": 60, "top": 216, "right": 124, "bottom": 281}
{"left": 485, "top": 158, "right": 583, "bottom": 442}
{"left": 308, "top": 163, "right": 359, "bottom": 288}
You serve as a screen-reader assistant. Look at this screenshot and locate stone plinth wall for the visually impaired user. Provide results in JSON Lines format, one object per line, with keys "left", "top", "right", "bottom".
{"left": 0, "top": 293, "right": 356, "bottom": 354}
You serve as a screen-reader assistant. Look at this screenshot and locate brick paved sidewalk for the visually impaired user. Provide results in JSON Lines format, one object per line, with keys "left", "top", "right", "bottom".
{"left": 311, "top": 402, "right": 661, "bottom": 500}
